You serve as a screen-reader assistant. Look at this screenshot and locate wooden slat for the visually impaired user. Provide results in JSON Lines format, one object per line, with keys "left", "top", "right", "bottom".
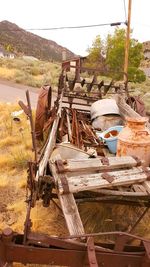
{"left": 63, "top": 156, "right": 139, "bottom": 173}
{"left": 58, "top": 167, "right": 149, "bottom": 194}
{"left": 49, "top": 155, "right": 85, "bottom": 236}
{"left": 132, "top": 184, "right": 147, "bottom": 193}
{"left": 143, "top": 181, "right": 150, "bottom": 194}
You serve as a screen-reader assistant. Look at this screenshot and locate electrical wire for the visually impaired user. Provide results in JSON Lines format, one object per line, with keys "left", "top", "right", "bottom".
{"left": 1, "top": 21, "right": 127, "bottom": 32}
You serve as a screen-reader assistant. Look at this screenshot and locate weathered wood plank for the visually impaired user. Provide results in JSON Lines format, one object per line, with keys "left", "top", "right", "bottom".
{"left": 94, "top": 188, "right": 148, "bottom": 197}
{"left": 143, "top": 181, "right": 150, "bottom": 194}
{"left": 58, "top": 167, "right": 149, "bottom": 194}
{"left": 49, "top": 155, "right": 85, "bottom": 236}
{"left": 63, "top": 156, "right": 140, "bottom": 173}
{"left": 132, "top": 184, "right": 147, "bottom": 193}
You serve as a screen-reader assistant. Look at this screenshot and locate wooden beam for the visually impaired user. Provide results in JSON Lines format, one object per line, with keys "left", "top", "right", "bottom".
{"left": 63, "top": 156, "right": 140, "bottom": 174}
{"left": 58, "top": 167, "right": 149, "bottom": 194}
{"left": 49, "top": 155, "right": 85, "bottom": 236}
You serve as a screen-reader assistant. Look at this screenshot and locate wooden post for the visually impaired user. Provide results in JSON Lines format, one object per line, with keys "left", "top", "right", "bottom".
{"left": 124, "top": 0, "right": 132, "bottom": 84}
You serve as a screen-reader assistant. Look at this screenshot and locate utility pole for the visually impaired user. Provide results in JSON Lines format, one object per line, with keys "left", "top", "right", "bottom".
{"left": 124, "top": 0, "right": 132, "bottom": 84}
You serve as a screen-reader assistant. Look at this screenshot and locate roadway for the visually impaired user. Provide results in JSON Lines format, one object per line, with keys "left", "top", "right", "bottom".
{"left": 0, "top": 80, "right": 39, "bottom": 108}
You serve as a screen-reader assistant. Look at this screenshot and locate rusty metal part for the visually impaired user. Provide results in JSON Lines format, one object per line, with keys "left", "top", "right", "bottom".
{"left": 23, "top": 201, "right": 32, "bottom": 245}
{"left": 87, "top": 237, "right": 98, "bottom": 267}
{"left": 19, "top": 90, "right": 37, "bottom": 162}
{"left": 101, "top": 157, "right": 109, "bottom": 166}
{"left": 101, "top": 172, "right": 115, "bottom": 183}
{"left": 55, "top": 159, "right": 65, "bottom": 173}
{"left": 132, "top": 155, "right": 142, "bottom": 166}
{"left": 55, "top": 159, "right": 69, "bottom": 193}
{"left": 0, "top": 230, "right": 150, "bottom": 267}
{"left": 58, "top": 174, "right": 70, "bottom": 194}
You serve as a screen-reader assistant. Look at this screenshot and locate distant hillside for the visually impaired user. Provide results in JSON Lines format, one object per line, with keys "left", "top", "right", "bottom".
{"left": 0, "top": 20, "right": 75, "bottom": 61}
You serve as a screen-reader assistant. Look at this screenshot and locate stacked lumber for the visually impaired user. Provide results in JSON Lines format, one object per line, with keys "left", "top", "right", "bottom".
{"left": 49, "top": 154, "right": 150, "bottom": 235}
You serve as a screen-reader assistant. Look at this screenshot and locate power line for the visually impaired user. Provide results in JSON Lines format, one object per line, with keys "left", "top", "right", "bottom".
{"left": 1, "top": 21, "right": 126, "bottom": 32}
{"left": 27, "top": 21, "right": 126, "bottom": 30}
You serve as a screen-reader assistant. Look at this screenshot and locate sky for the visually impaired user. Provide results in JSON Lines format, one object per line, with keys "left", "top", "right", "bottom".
{"left": 0, "top": 0, "right": 150, "bottom": 56}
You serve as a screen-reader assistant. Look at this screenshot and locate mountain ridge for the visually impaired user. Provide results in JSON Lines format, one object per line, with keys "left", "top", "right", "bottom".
{"left": 0, "top": 20, "right": 76, "bottom": 61}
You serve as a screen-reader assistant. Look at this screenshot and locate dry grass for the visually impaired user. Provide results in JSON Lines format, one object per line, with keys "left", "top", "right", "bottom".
{"left": 0, "top": 58, "right": 61, "bottom": 88}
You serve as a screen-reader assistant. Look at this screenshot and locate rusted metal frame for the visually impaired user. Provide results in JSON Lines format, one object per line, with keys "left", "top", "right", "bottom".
{"left": 66, "top": 108, "right": 72, "bottom": 142}
{"left": 64, "top": 92, "right": 99, "bottom": 102}
{"left": 62, "top": 100, "right": 91, "bottom": 107}
{"left": 86, "top": 237, "right": 98, "bottom": 267}
{"left": 65, "top": 65, "right": 128, "bottom": 81}
{"left": 26, "top": 232, "right": 113, "bottom": 253}
{"left": 1, "top": 239, "right": 149, "bottom": 267}
{"left": 23, "top": 201, "right": 32, "bottom": 245}
{"left": 35, "top": 89, "right": 64, "bottom": 181}
{"left": 59, "top": 231, "right": 150, "bottom": 245}
{"left": 18, "top": 90, "right": 37, "bottom": 162}
{"left": 72, "top": 109, "right": 81, "bottom": 148}
{"left": 1, "top": 229, "right": 150, "bottom": 267}
{"left": 80, "top": 120, "right": 99, "bottom": 146}
{"left": 58, "top": 108, "right": 66, "bottom": 141}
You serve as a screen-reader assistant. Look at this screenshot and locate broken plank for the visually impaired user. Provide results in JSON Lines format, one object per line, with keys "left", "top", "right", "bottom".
{"left": 63, "top": 156, "right": 141, "bottom": 174}
{"left": 58, "top": 167, "right": 149, "bottom": 194}
{"left": 49, "top": 154, "right": 85, "bottom": 236}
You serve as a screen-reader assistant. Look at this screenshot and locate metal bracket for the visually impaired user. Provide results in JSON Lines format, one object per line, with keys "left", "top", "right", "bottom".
{"left": 101, "top": 172, "right": 115, "bottom": 183}
{"left": 132, "top": 156, "right": 142, "bottom": 167}
{"left": 55, "top": 159, "right": 66, "bottom": 173}
{"left": 87, "top": 237, "right": 98, "bottom": 267}
{"left": 100, "top": 157, "right": 109, "bottom": 166}
{"left": 55, "top": 160, "right": 69, "bottom": 193}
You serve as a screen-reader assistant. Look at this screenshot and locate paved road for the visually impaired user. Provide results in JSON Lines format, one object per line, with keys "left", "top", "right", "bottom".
{"left": 0, "top": 81, "right": 39, "bottom": 108}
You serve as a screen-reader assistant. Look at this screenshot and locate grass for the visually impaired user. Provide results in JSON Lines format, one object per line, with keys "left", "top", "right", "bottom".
{"left": 0, "top": 58, "right": 61, "bottom": 88}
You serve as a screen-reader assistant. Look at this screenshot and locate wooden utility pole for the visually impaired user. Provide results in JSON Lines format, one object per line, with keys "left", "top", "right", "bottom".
{"left": 124, "top": 0, "right": 132, "bottom": 84}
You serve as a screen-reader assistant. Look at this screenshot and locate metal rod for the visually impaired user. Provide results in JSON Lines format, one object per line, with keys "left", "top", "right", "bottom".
{"left": 129, "top": 207, "right": 150, "bottom": 234}
{"left": 26, "top": 90, "right": 38, "bottom": 162}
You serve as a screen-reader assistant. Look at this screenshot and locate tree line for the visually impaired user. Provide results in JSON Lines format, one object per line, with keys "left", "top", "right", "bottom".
{"left": 85, "top": 28, "right": 146, "bottom": 83}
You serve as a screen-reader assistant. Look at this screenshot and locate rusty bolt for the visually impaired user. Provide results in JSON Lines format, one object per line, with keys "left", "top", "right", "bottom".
{"left": 2, "top": 228, "right": 13, "bottom": 237}
{"left": 2, "top": 228, "right": 13, "bottom": 242}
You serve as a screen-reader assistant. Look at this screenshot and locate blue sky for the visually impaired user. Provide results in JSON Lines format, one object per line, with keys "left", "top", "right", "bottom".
{"left": 0, "top": 0, "right": 150, "bottom": 56}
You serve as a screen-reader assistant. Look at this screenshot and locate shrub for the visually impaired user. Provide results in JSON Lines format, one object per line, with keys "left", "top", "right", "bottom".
{"left": 128, "top": 67, "right": 146, "bottom": 83}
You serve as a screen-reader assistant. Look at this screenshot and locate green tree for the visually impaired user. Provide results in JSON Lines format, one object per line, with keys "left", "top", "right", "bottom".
{"left": 86, "top": 28, "right": 145, "bottom": 82}
{"left": 85, "top": 35, "right": 105, "bottom": 69}
{"left": 105, "top": 28, "right": 145, "bottom": 82}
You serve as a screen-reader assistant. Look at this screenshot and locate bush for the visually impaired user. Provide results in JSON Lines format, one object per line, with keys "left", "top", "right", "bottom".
{"left": 128, "top": 67, "right": 146, "bottom": 83}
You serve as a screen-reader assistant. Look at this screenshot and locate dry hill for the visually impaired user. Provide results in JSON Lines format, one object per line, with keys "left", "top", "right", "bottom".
{"left": 0, "top": 20, "right": 75, "bottom": 61}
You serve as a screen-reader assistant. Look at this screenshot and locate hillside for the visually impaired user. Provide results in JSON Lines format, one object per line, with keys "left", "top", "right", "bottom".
{"left": 0, "top": 20, "right": 75, "bottom": 61}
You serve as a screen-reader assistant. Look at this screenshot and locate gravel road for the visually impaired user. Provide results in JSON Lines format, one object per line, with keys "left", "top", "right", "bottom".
{"left": 0, "top": 80, "right": 39, "bottom": 108}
